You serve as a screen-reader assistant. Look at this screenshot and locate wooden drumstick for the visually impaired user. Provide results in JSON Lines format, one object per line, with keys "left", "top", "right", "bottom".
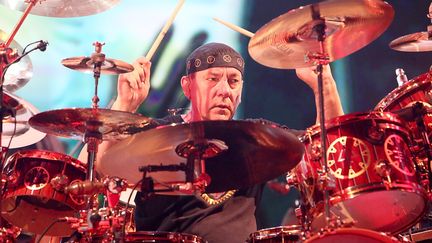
{"left": 213, "top": 17, "right": 255, "bottom": 38}
{"left": 145, "top": 0, "right": 186, "bottom": 61}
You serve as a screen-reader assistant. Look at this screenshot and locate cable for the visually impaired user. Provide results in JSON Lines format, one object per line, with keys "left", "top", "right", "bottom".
{"left": 121, "top": 178, "right": 143, "bottom": 238}
{"left": 1, "top": 115, "right": 16, "bottom": 168}
{"left": 36, "top": 219, "right": 61, "bottom": 243}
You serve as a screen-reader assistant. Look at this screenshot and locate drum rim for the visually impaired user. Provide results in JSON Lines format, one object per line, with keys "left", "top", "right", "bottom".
{"left": 299, "top": 111, "right": 408, "bottom": 142}
{"left": 375, "top": 71, "right": 432, "bottom": 110}
{"left": 4, "top": 149, "right": 86, "bottom": 172}
{"left": 248, "top": 225, "right": 304, "bottom": 241}
{"left": 125, "top": 231, "right": 204, "bottom": 241}
{"left": 304, "top": 227, "right": 401, "bottom": 243}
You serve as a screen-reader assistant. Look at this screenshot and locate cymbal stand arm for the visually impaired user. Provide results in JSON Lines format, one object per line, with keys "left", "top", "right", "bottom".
{"left": 311, "top": 4, "right": 331, "bottom": 226}
{"left": 91, "top": 42, "right": 105, "bottom": 109}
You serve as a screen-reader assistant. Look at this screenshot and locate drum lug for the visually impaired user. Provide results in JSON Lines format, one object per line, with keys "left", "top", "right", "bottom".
{"left": 50, "top": 174, "right": 70, "bottom": 192}
{"left": 286, "top": 172, "right": 298, "bottom": 186}
{"left": 367, "top": 126, "right": 385, "bottom": 143}
{"left": 375, "top": 160, "right": 392, "bottom": 184}
{"left": 310, "top": 141, "right": 322, "bottom": 160}
{"left": 317, "top": 172, "right": 336, "bottom": 191}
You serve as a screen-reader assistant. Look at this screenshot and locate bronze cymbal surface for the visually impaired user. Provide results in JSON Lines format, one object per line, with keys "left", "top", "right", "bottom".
{"left": 28, "top": 108, "right": 153, "bottom": 140}
{"left": 248, "top": 0, "right": 394, "bottom": 69}
{"left": 0, "top": 0, "right": 120, "bottom": 17}
{"left": 0, "top": 29, "right": 33, "bottom": 92}
{"left": 98, "top": 120, "right": 305, "bottom": 193}
{"left": 61, "top": 56, "right": 134, "bottom": 75}
{"left": 2, "top": 91, "right": 46, "bottom": 148}
{"left": 389, "top": 32, "right": 432, "bottom": 52}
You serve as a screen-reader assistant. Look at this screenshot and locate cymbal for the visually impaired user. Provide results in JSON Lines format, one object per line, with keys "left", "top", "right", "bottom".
{"left": 389, "top": 32, "right": 432, "bottom": 52}
{"left": 28, "top": 108, "right": 154, "bottom": 140}
{"left": 3, "top": 91, "right": 46, "bottom": 148}
{"left": 248, "top": 0, "right": 394, "bottom": 69}
{"left": 0, "top": 29, "right": 33, "bottom": 92}
{"left": 98, "top": 120, "right": 304, "bottom": 193}
{"left": 0, "top": 0, "right": 120, "bottom": 18}
{"left": 61, "top": 56, "right": 134, "bottom": 75}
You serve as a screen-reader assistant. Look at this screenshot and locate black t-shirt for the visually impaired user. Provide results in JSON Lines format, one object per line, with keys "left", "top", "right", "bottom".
{"left": 133, "top": 115, "right": 264, "bottom": 243}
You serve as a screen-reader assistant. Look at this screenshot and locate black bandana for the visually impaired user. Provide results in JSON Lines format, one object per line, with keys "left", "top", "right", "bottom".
{"left": 186, "top": 42, "right": 244, "bottom": 76}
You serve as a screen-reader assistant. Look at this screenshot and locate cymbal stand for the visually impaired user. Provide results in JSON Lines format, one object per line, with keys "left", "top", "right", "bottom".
{"left": 307, "top": 4, "right": 332, "bottom": 226}
{"left": 85, "top": 42, "right": 105, "bottom": 182}
{"left": 0, "top": 1, "right": 38, "bottom": 236}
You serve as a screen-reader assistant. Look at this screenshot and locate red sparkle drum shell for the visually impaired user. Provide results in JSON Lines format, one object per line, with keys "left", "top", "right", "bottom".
{"left": 124, "top": 231, "right": 205, "bottom": 242}
{"left": 293, "top": 112, "right": 427, "bottom": 234}
{"left": 375, "top": 71, "right": 432, "bottom": 142}
{"left": 304, "top": 227, "right": 401, "bottom": 243}
{"left": 1, "top": 150, "right": 87, "bottom": 236}
{"left": 247, "top": 225, "right": 304, "bottom": 243}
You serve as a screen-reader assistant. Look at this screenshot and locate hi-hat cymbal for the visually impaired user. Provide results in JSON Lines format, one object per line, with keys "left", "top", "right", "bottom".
{"left": 28, "top": 108, "right": 154, "bottom": 140}
{"left": 0, "top": 29, "right": 33, "bottom": 92}
{"left": 98, "top": 120, "right": 304, "bottom": 193}
{"left": 389, "top": 32, "right": 432, "bottom": 52}
{"left": 248, "top": 0, "right": 394, "bottom": 69}
{"left": 61, "top": 56, "right": 134, "bottom": 75}
{"left": 3, "top": 91, "right": 46, "bottom": 148}
{"left": 0, "top": 0, "right": 120, "bottom": 18}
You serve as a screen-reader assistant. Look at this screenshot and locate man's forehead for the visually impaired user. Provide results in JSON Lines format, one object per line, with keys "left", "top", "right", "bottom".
{"left": 202, "top": 67, "right": 242, "bottom": 76}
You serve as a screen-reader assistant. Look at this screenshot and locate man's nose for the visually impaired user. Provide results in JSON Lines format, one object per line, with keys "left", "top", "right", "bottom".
{"left": 215, "top": 79, "right": 231, "bottom": 97}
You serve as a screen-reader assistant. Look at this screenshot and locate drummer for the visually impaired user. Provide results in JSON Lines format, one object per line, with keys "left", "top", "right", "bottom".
{"left": 81, "top": 42, "right": 343, "bottom": 243}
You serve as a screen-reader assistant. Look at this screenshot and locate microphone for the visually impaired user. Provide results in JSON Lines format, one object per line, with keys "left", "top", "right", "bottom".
{"left": 64, "top": 181, "right": 105, "bottom": 195}
{"left": 395, "top": 68, "right": 408, "bottom": 87}
{"left": 36, "top": 40, "right": 48, "bottom": 52}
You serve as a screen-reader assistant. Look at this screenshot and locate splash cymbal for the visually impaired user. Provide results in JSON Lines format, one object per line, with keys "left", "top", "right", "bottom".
{"left": 248, "top": 0, "right": 394, "bottom": 69}
{"left": 0, "top": 29, "right": 33, "bottom": 92}
{"left": 61, "top": 56, "right": 134, "bottom": 75}
{"left": 389, "top": 32, "right": 432, "bottom": 52}
{"left": 98, "top": 120, "right": 304, "bottom": 193}
{"left": 0, "top": 0, "right": 120, "bottom": 17}
{"left": 28, "top": 108, "right": 154, "bottom": 140}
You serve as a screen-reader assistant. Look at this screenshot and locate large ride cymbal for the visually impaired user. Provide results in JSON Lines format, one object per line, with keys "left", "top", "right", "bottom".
{"left": 248, "top": 0, "right": 394, "bottom": 69}
{"left": 28, "top": 108, "right": 154, "bottom": 140}
{"left": 98, "top": 120, "right": 305, "bottom": 193}
{"left": 3, "top": 91, "right": 46, "bottom": 148}
{"left": 0, "top": 29, "right": 32, "bottom": 92}
{"left": 61, "top": 56, "right": 134, "bottom": 75}
{"left": 389, "top": 32, "right": 432, "bottom": 52}
{"left": 0, "top": 0, "right": 120, "bottom": 18}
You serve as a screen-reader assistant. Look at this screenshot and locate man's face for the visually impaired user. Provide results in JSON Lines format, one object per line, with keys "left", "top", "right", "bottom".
{"left": 182, "top": 67, "right": 243, "bottom": 121}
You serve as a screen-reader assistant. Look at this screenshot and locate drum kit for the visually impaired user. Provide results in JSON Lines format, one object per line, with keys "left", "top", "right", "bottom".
{"left": 0, "top": 0, "right": 430, "bottom": 242}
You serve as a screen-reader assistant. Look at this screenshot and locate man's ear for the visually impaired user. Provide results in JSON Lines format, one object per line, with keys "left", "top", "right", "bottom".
{"left": 181, "top": 76, "right": 191, "bottom": 100}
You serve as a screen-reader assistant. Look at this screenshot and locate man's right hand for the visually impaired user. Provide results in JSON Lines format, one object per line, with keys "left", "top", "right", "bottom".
{"left": 112, "top": 57, "right": 151, "bottom": 112}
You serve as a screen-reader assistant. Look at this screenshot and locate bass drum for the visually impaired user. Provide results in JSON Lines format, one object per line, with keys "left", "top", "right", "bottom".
{"left": 247, "top": 225, "right": 304, "bottom": 243}
{"left": 304, "top": 228, "right": 401, "bottom": 243}
{"left": 124, "top": 231, "right": 205, "bottom": 243}
{"left": 292, "top": 112, "right": 427, "bottom": 234}
{"left": 2, "top": 150, "right": 87, "bottom": 236}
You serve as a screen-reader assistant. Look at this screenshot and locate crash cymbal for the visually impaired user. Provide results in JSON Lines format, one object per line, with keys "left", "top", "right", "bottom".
{"left": 61, "top": 56, "right": 134, "bottom": 75}
{"left": 248, "top": 0, "right": 394, "bottom": 69}
{"left": 2, "top": 91, "right": 46, "bottom": 148}
{"left": 0, "top": 0, "right": 120, "bottom": 17}
{"left": 98, "top": 120, "right": 304, "bottom": 193}
{"left": 28, "top": 108, "right": 154, "bottom": 140}
{"left": 389, "top": 32, "right": 432, "bottom": 52}
{"left": 0, "top": 29, "right": 32, "bottom": 92}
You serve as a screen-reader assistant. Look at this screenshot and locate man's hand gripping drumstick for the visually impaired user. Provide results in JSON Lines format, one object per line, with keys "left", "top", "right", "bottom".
{"left": 112, "top": 0, "right": 186, "bottom": 113}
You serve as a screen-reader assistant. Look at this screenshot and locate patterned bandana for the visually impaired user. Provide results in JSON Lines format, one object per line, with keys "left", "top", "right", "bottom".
{"left": 186, "top": 42, "right": 245, "bottom": 75}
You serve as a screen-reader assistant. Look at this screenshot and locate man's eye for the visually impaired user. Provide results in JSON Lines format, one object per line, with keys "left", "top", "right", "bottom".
{"left": 229, "top": 79, "right": 240, "bottom": 84}
{"left": 207, "top": 77, "right": 218, "bottom": 81}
